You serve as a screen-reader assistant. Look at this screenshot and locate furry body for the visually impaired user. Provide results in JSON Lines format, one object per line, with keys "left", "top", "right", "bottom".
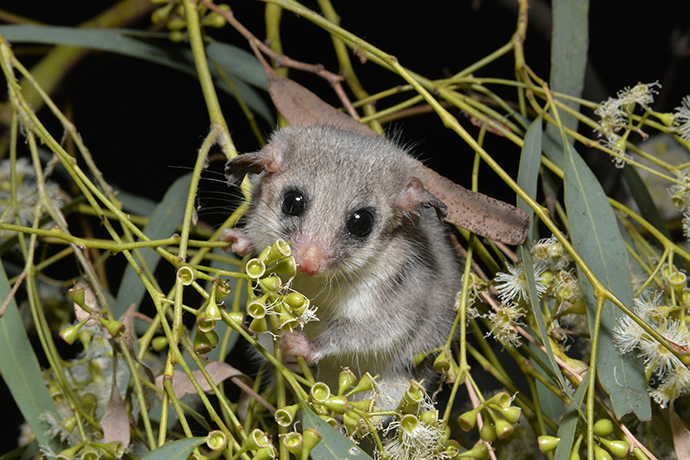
{"left": 223, "top": 125, "right": 462, "bottom": 407}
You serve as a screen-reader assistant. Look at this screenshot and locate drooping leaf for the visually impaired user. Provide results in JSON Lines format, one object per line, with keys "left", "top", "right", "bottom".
{"left": 563, "top": 142, "right": 651, "bottom": 421}
{"left": 622, "top": 165, "right": 672, "bottom": 239}
{"left": 113, "top": 174, "right": 192, "bottom": 319}
{"left": 100, "top": 364, "right": 130, "bottom": 446}
{"left": 140, "top": 437, "right": 206, "bottom": 460}
{"left": 300, "top": 402, "right": 373, "bottom": 460}
{"left": 0, "top": 264, "right": 64, "bottom": 453}
{"left": 547, "top": 0, "right": 589, "bottom": 141}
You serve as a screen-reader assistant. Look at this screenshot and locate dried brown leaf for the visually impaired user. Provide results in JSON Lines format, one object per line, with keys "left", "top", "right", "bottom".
{"left": 155, "top": 361, "right": 245, "bottom": 399}
{"left": 261, "top": 62, "right": 530, "bottom": 244}
{"left": 100, "top": 357, "right": 130, "bottom": 446}
{"left": 671, "top": 400, "right": 690, "bottom": 460}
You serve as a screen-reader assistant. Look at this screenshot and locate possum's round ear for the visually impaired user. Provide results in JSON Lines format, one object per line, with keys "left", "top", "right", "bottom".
{"left": 225, "top": 144, "right": 283, "bottom": 186}
{"left": 396, "top": 177, "right": 448, "bottom": 221}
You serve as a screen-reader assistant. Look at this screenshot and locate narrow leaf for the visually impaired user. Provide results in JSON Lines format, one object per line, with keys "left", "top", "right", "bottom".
{"left": 622, "top": 165, "right": 672, "bottom": 239}
{"left": 206, "top": 41, "right": 267, "bottom": 90}
{"left": 113, "top": 174, "right": 192, "bottom": 318}
{"left": 140, "top": 437, "right": 206, "bottom": 460}
{"left": 0, "top": 264, "right": 64, "bottom": 452}
{"left": 554, "top": 372, "right": 589, "bottom": 460}
{"left": 300, "top": 402, "right": 373, "bottom": 460}
{"left": 100, "top": 366, "right": 130, "bottom": 446}
{"left": 563, "top": 143, "right": 650, "bottom": 420}
{"left": 548, "top": 0, "right": 589, "bottom": 139}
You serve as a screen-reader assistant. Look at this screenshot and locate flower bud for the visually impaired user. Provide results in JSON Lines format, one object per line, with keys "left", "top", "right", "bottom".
{"left": 599, "top": 438, "right": 630, "bottom": 458}
{"left": 59, "top": 317, "right": 90, "bottom": 345}
{"left": 479, "top": 420, "right": 497, "bottom": 442}
{"left": 321, "top": 395, "right": 348, "bottom": 414}
{"left": 458, "top": 442, "right": 490, "bottom": 459}
{"left": 262, "top": 239, "right": 291, "bottom": 263}
{"left": 222, "top": 311, "right": 244, "bottom": 328}
{"left": 151, "top": 336, "right": 168, "bottom": 351}
{"left": 301, "top": 428, "right": 323, "bottom": 460}
{"left": 258, "top": 275, "right": 282, "bottom": 293}
{"left": 594, "top": 444, "right": 613, "bottom": 460}
{"left": 249, "top": 317, "right": 268, "bottom": 334}
{"left": 267, "top": 257, "right": 297, "bottom": 278}
{"left": 538, "top": 436, "right": 560, "bottom": 453}
{"left": 194, "top": 330, "right": 219, "bottom": 354}
{"left": 493, "top": 418, "right": 514, "bottom": 439}
{"left": 284, "top": 292, "right": 309, "bottom": 316}
{"left": 397, "top": 381, "right": 425, "bottom": 413}
{"left": 434, "top": 350, "right": 451, "bottom": 372}
{"left": 593, "top": 419, "right": 614, "bottom": 437}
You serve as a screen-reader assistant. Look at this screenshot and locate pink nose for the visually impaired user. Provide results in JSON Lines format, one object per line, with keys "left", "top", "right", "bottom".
{"left": 297, "top": 246, "right": 326, "bottom": 276}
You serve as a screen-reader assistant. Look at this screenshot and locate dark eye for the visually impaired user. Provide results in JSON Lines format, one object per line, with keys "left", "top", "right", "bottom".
{"left": 282, "top": 190, "right": 307, "bottom": 217}
{"left": 347, "top": 209, "right": 375, "bottom": 238}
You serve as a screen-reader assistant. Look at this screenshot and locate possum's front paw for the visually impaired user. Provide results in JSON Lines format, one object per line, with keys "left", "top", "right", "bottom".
{"left": 280, "top": 330, "right": 318, "bottom": 364}
{"left": 220, "top": 228, "right": 254, "bottom": 255}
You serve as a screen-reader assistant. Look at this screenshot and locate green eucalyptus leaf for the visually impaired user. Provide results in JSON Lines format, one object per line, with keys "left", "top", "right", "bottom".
{"left": 300, "top": 402, "right": 373, "bottom": 460}
{"left": 553, "top": 372, "right": 589, "bottom": 460}
{"left": 140, "top": 437, "right": 206, "bottom": 460}
{"left": 547, "top": 0, "right": 589, "bottom": 141}
{"left": 206, "top": 41, "right": 267, "bottom": 90}
{"left": 563, "top": 142, "right": 651, "bottom": 421}
{"left": 0, "top": 263, "right": 64, "bottom": 453}
{"left": 622, "top": 165, "right": 672, "bottom": 239}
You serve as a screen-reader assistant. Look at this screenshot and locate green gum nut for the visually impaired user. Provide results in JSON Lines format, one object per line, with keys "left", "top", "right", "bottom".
{"left": 60, "top": 416, "right": 78, "bottom": 433}
{"left": 345, "top": 372, "right": 376, "bottom": 397}
{"left": 347, "top": 399, "right": 373, "bottom": 412}
{"left": 442, "top": 440, "right": 460, "bottom": 458}
{"left": 246, "top": 258, "right": 266, "bottom": 279}
{"left": 68, "top": 286, "right": 89, "bottom": 312}
{"left": 57, "top": 443, "right": 83, "bottom": 459}
{"left": 264, "top": 239, "right": 292, "bottom": 262}
{"left": 594, "top": 444, "right": 613, "bottom": 460}
{"left": 537, "top": 436, "right": 560, "bottom": 453}
{"left": 310, "top": 382, "right": 331, "bottom": 403}
{"left": 194, "top": 330, "right": 219, "bottom": 354}
{"left": 342, "top": 412, "right": 362, "bottom": 435}
{"left": 397, "top": 381, "right": 425, "bottom": 414}
{"left": 319, "top": 415, "right": 339, "bottom": 428}
{"left": 284, "top": 292, "right": 309, "bottom": 313}
{"left": 493, "top": 418, "right": 514, "bottom": 439}
{"left": 244, "top": 428, "right": 270, "bottom": 451}
{"left": 59, "top": 317, "right": 90, "bottom": 345}
{"left": 98, "top": 317, "right": 125, "bottom": 339}
{"left": 321, "top": 395, "right": 348, "bottom": 414}
{"left": 214, "top": 279, "right": 232, "bottom": 298}
{"left": 282, "top": 431, "right": 303, "bottom": 455}
{"left": 486, "top": 392, "right": 511, "bottom": 409}
{"left": 80, "top": 446, "right": 100, "bottom": 460}
{"left": 600, "top": 438, "right": 630, "bottom": 458}
{"left": 457, "top": 406, "right": 483, "bottom": 431}
{"left": 267, "top": 257, "right": 297, "bottom": 279}
{"left": 279, "top": 312, "right": 299, "bottom": 331}
{"left": 247, "top": 297, "right": 267, "bottom": 319}
{"left": 275, "top": 404, "right": 299, "bottom": 427}
{"left": 93, "top": 441, "right": 125, "bottom": 459}
{"left": 222, "top": 311, "right": 244, "bottom": 328}
{"left": 593, "top": 419, "right": 614, "bottom": 437}
{"left": 249, "top": 317, "right": 268, "bottom": 334}
{"left": 338, "top": 368, "right": 357, "bottom": 395}
{"left": 206, "top": 430, "right": 227, "bottom": 450}
{"left": 301, "top": 428, "right": 323, "bottom": 460}
{"left": 197, "top": 315, "right": 216, "bottom": 333}
{"left": 419, "top": 409, "right": 438, "bottom": 426}
{"left": 434, "top": 349, "right": 451, "bottom": 372}
{"left": 492, "top": 404, "right": 522, "bottom": 424}
{"left": 570, "top": 435, "right": 583, "bottom": 460}
{"left": 204, "top": 300, "right": 223, "bottom": 322}
{"left": 176, "top": 266, "right": 196, "bottom": 285}
{"left": 258, "top": 275, "right": 282, "bottom": 293}
{"left": 251, "top": 446, "right": 278, "bottom": 460}
{"left": 399, "top": 414, "right": 419, "bottom": 434}
{"left": 458, "top": 442, "right": 490, "bottom": 459}
{"left": 669, "top": 271, "right": 687, "bottom": 294}
{"left": 479, "top": 420, "right": 497, "bottom": 442}
{"left": 151, "top": 336, "right": 168, "bottom": 351}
